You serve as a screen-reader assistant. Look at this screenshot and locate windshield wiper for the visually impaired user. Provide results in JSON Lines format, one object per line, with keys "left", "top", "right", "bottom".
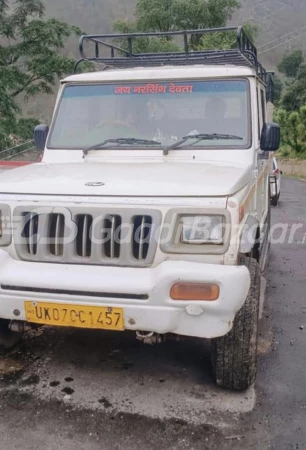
{"left": 84, "top": 137, "right": 161, "bottom": 155}
{"left": 163, "top": 133, "right": 243, "bottom": 155}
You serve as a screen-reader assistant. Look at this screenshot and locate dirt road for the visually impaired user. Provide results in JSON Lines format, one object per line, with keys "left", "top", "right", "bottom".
{"left": 0, "top": 177, "right": 305, "bottom": 449}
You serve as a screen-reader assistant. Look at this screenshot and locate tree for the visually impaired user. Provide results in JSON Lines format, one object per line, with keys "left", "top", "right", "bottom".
{"left": 134, "top": 0, "right": 175, "bottom": 33}
{"left": 0, "top": 0, "right": 80, "bottom": 150}
{"left": 274, "top": 106, "right": 306, "bottom": 154}
{"left": 278, "top": 50, "right": 304, "bottom": 78}
{"left": 114, "top": 0, "right": 241, "bottom": 52}
{"left": 113, "top": 21, "right": 180, "bottom": 54}
{"left": 134, "top": 0, "right": 240, "bottom": 32}
{"left": 281, "top": 80, "right": 306, "bottom": 111}
{"left": 273, "top": 75, "right": 283, "bottom": 104}
{"left": 277, "top": 50, "right": 306, "bottom": 112}
{"left": 199, "top": 22, "right": 258, "bottom": 51}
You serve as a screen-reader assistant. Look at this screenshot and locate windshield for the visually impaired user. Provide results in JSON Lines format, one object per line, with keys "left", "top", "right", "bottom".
{"left": 48, "top": 79, "right": 250, "bottom": 150}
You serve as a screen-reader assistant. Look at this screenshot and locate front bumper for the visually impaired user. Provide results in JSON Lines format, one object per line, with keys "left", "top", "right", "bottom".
{"left": 0, "top": 251, "right": 250, "bottom": 339}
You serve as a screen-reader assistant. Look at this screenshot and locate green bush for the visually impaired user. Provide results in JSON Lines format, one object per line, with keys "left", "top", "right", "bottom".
{"left": 275, "top": 106, "right": 306, "bottom": 157}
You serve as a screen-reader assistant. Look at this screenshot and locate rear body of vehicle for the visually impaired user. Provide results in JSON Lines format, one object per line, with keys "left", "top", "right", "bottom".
{"left": 0, "top": 27, "right": 280, "bottom": 390}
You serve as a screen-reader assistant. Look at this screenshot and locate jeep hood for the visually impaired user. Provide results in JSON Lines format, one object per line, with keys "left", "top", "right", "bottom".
{"left": 0, "top": 161, "right": 252, "bottom": 197}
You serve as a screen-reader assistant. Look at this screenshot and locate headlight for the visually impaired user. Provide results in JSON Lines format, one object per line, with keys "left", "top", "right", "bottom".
{"left": 181, "top": 215, "right": 224, "bottom": 244}
{"left": 160, "top": 208, "right": 230, "bottom": 255}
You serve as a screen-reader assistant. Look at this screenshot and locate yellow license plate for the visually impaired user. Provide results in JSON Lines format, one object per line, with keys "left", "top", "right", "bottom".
{"left": 25, "top": 301, "right": 125, "bottom": 331}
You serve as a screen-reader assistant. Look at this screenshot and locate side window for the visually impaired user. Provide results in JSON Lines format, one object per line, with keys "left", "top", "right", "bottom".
{"left": 257, "top": 87, "right": 261, "bottom": 140}
{"left": 257, "top": 85, "right": 266, "bottom": 140}
{"left": 260, "top": 89, "right": 266, "bottom": 125}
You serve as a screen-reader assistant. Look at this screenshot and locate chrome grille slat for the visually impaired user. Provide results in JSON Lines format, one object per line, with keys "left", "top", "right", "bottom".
{"left": 22, "top": 212, "right": 39, "bottom": 256}
{"left": 28, "top": 213, "right": 35, "bottom": 256}
{"left": 55, "top": 214, "right": 61, "bottom": 257}
{"left": 117, "top": 211, "right": 133, "bottom": 262}
{"left": 103, "top": 215, "right": 121, "bottom": 260}
{"left": 0, "top": 209, "right": 2, "bottom": 239}
{"left": 110, "top": 216, "right": 115, "bottom": 259}
{"left": 76, "top": 214, "right": 93, "bottom": 258}
{"left": 49, "top": 213, "right": 65, "bottom": 258}
{"left": 133, "top": 215, "right": 152, "bottom": 261}
{"left": 89, "top": 213, "right": 104, "bottom": 260}
{"left": 36, "top": 212, "right": 51, "bottom": 259}
{"left": 138, "top": 216, "right": 146, "bottom": 260}
{"left": 14, "top": 207, "right": 161, "bottom": 267}
{"left": 82, "top": 215, "right": 89, "bottom": 258}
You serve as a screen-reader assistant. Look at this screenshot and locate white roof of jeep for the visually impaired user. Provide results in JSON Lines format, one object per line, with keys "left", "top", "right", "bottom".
{"left": 63, "top": 64, "right": 258, "bottom": 84}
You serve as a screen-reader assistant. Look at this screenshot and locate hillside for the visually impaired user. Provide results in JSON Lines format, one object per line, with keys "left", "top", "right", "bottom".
{"left": 45, "top": 0, "right": 306, "bottom": 65}
{"left": 26, "top": 0, "right": 306, "bottom": 121}
{"left": 46, "top": 0, "right": 136, "bottom": 35}
{"left": 234, "top": 0, "right": 306, "bottom": 67}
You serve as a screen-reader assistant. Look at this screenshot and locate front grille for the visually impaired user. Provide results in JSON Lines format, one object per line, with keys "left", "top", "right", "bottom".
{"left": 14, "top": 207, "right": 161, "bottom": 267}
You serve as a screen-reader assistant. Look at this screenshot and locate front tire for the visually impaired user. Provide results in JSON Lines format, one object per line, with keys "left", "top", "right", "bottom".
{"left": 211, "top": 256, "right": 261, "bottom": 391}
{"left": 0, "top": 319, "right": 23, "bottom": 353}
{"left": 271, "top": 190, "right": 278, "bottom": 206}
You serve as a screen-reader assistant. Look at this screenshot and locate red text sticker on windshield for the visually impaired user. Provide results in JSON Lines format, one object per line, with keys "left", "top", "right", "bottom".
{"left": 114, "top": 83, "right": 194, "bottom": 95}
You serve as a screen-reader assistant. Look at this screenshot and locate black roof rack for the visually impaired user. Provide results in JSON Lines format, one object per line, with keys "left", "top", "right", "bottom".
{"left": 75, "top": 27, "right": 274, "bottom": 102}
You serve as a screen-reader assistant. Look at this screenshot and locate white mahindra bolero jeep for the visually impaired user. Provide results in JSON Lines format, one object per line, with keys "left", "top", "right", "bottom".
{"left": 0, "top": 27, "right": 280, "bottom": 390}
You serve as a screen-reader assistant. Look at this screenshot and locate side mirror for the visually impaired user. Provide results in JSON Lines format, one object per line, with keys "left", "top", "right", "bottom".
{"left": 34, "top": 124, "right": 49, "bottom": 151}
{"left": 260, "top": 122, "right": 280, "bottom": 152}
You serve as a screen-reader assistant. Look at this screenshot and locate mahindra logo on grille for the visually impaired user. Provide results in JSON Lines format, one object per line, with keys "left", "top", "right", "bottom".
{"left": 85, "top": 182, "right": 105, "bottom": 187}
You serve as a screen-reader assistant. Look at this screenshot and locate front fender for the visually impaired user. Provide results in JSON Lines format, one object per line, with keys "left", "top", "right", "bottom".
{"left": 238, "top": 214, "right": 259, "bottom": 254}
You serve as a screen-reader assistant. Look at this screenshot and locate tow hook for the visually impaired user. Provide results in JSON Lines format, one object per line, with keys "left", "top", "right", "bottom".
{"left": 136, "top": 331, "right": 165, "bottom": 345}
{"left": 136, "top": 331, "right": 181, "bottom": 345}
{"left": 9, "top": 321, "right": 33, "bottom": 333}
